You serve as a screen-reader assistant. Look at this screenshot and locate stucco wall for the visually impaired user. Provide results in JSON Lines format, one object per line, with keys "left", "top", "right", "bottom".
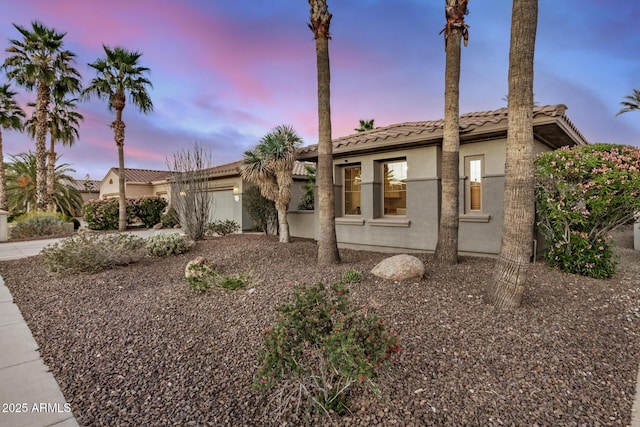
{"left": 635, "top": 219, "right": 639, "bottom": 251}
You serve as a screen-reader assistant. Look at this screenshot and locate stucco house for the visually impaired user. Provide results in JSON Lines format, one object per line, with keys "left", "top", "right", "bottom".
{"left": 290, "top": 104, "right": 588, "bottom": 256}
{"left": 99, "top": 168, "right": 171, "bottom": 201}
{"left": 96, "top": 161, "right": 311, "bottom": 231}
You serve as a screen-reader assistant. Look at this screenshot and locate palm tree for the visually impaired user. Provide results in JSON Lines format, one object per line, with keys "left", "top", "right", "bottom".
{"left": 83, "top": 45, "right": 153, "bottom": 231}
{"left": 434, "top": 0, "right": 470, "bottom": 264}
{"left": 241, "top": 125, "right": 302, "bottom": 243}
{"left": 616, "top": 89, "right": 640, "bottom": 116}
{"left": 3, "top": 21, "right": 81, "bottom": 211}
{"left": 0, "top": 84, "right": 26, "bottom": 211}
{"left": 355, "top": 119, "right": 375, "bottom": 132}
{"left": 26, "top": 95, "right": 83, "bottom": 211}
{"left": 6, "top": 152, "right": 83, "bottom": 216}
{"left": 309, "top": 0, "right": 341, "bottom": 264}
{"left": 486, "top": 0, "right": 538, "bottom": 309}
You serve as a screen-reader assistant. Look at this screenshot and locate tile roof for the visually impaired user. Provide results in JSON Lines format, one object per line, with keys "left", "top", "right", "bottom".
{"left": 69, "top": 179, "right": 101, "bottom": 192}
{"left": 107, "top": 168, "right": 172, "bottom": 183}
{"left": 297, "top": 104, "right": 588, "bottom": 158}
{"left": 200, "top": 159, "right": 312, "bottom": 179}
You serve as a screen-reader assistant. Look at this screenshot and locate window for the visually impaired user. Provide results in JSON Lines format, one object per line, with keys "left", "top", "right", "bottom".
{"left": 383, "top": 160, "right": 407, "bottom": 216}
{"left": 465, "top": 155, "right": 483, "bottom": 212}
{"left": 344, "top": 166, "right": 361, "bottom": 215}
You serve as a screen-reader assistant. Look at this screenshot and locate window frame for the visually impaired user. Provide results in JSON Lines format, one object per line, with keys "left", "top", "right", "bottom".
{"left": 343, "top": 164, "right": 362, "bottom": 216}
{"left": 381, "top": 159, "right": 407, "bottom": 217}
{"left": 464, "top": 155, "right": 484, "bottom": 213}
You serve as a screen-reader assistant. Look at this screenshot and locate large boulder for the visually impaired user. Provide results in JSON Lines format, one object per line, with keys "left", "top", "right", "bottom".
{"left": 185, "top": 256, "right": 213, "bottom": 279}
{"left": 371, "top": 254, "right": 425, "bottom": 281}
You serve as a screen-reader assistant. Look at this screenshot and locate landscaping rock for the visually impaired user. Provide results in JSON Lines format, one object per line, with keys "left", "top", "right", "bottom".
{"left": 371, "top": 254, "right": 424, "bottom": 281}
{"left": 153, "top": 222, "right": 164, "bottom": 230}
{"left": 185, "top": 256, "right": 212, "bottom": 279}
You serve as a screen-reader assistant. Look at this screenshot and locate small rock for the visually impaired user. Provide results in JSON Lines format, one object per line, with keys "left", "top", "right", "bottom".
{"left": 153, "top": 223, "right": 164, "bottom": 230}
{"left": 185, "top": 256, "right": 212, "bottom": 279}
{"left": 371, "top": 254, "right": 425, "bottom": 281}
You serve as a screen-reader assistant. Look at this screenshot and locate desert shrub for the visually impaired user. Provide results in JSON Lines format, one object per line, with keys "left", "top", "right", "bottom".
{"left": 132, "top": 197, "right": 168, "bottom": 228}
{"left": 161, "top": 206, "right": 180, "bottom": 228}
{"left": 206, "top": 219, "right": 240, "bottom": 236}
{"left": 186, "top": 265, "right": 252, "bottom": 293}
{"left": 146, "top": 233, "right": 190, "bottom": 257}
{"left": 535, "top": 144, "right": 640, "bottom": 278}
{"left": 244, "top": 185, "right": 277, "bottom": 234}
{"left": 254, "top": 281, "right": 400, "bottom": 418}
{"left": 40, "top": 233, "right": 147, "bottom": 275}
{"left": 342, "top": 269, "right": 363, "bottom": 284}
{"left": 83, "top": 199, "right": 120, "bottom": 230}
{"left": 297, "top": 164, "right": 316, "bottom": 210}
{"left": 9, "top": 211, "right": 71, "bottom": 239}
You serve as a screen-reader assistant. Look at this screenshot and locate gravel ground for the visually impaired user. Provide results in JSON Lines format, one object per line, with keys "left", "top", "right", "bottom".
{"left": 1, "top": 227, "right": 639, "bottom": 426}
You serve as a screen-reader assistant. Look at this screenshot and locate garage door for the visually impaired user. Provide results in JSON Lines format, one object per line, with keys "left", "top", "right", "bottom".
{"left": 207, "top": 189, "right": 240, "bottom": 224}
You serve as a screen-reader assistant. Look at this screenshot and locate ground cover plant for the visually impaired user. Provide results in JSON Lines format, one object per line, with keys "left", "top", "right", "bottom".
{"left": 1, "top": 229, "right": 639, "bottom": 425}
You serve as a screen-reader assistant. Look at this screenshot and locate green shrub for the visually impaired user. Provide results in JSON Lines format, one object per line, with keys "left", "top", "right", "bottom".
{"left": 342, "top": 269, "right": 363, "bottom": 284}
{"left": 146, "top": 233, "right": 190, "bottom": 257}
{"left": 132, "top": 197, "right": 168, "bottom": 228}
{"left": 161, "top": 206, "right": 180, "bottom": 228}
{"left": 40, "top": 233, "right": 147, "bottom": 275}
{"left": 9, "top": 211, "right": 71, "bottom": 239}
{"left": 254, "top": 281, "right": 400, "bottom": 418}
{"left": 535, "top": 144, "right": 640, "bottom": 278}
{"left": 83, "top": 199, "right": 119, "bottom": 230}
{"left": 206, "top": 219, "right": 240, "bottom": 236}
{"left": 244, "top": 185, "right": 277, "bottom": 234}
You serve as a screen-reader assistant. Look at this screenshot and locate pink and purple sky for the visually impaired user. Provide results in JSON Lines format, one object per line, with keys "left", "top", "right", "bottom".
{"left": 2, "top": 0, "right": 639, "bottom": 180}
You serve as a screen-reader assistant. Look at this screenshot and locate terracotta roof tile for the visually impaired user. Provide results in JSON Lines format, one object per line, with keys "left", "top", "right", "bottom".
{"left": 297, "top": 104, "right": 587, "bottom": 157}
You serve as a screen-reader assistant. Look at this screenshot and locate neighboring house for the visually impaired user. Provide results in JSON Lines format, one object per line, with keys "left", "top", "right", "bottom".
{"left": 96, "top": 162, "right": 311, "bottom": 231}
{"left": 291, "top": 104, "right": 588, "bottom": 256}
{"left": 99, "top": 168, "right": 171, "bottom": 201}
{"left": 70, "top": 179, "right": 101, "bottom": 204}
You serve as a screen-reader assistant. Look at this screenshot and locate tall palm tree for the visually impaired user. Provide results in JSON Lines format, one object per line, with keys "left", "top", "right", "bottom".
{"left": 486, "top": 0, "right": 538, "bottom": 309}
{"left": 309, "top": 0, "right": 340, "bottom": 264}
{"left": 354, "top": 119, "right": 375, "bottom": 132}
{"left": 3, "top": 21, "right": 81, "bottom": 211}
{"left": 241, "top": 125, "right": 302, "bottom": 243}
{"left": 83, "top": 45, "right": 153, "bottom": 231}
{"left": 6, "top": 151, "right": 83, "bottom": 216}
{"left": 0, "top": 84, "right": 26, "bottom": 211}
{"left": 26, "top": 96, "right": 83, "bottom": 211}
{"left": 434, "top": 0, "right": 470, "bottom": 264}
{"left": 616, "top": 89, "right": 640, "bottom": 116}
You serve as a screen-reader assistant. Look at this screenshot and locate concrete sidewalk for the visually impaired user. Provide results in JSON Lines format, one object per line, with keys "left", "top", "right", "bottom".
{"left": 0, "top": 229, "right": 182, "bottom": 427}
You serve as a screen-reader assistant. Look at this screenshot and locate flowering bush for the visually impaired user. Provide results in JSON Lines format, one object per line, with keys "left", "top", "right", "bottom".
{"left": 84, "top": 197, "right": 167, "bottom": 230}
{"left": 130, "top": 197, "right": 168, "bottom": 228}
{"left": 254, "top": 281, "right": 400, "bottom": 418}
{"left": 535, "top": 144, "right": 640, "bottom": 278}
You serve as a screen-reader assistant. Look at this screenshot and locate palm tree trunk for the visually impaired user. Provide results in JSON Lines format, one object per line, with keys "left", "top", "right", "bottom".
{"left": 47, "top": 138, "right": 57, "bottom": 212}
{"left": 276, "top": 170, "right": 292, "bottom": 243}
{"left": 314, "top": 15, "right": 341, "bottom": 265}
{"left": 435, "top": 24, "right": 462, "bottom": 264}
{"left": 0, "top": 130, "right": 7, "bottom": 211}
{"left": 35, "top": 82, "right": 51, "bottom": 211}
{"left": 486, "top": 0, "right": 538, "bottom": 309}
{"left": 112, "top": 107, "right": 127, "bottom": 232}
